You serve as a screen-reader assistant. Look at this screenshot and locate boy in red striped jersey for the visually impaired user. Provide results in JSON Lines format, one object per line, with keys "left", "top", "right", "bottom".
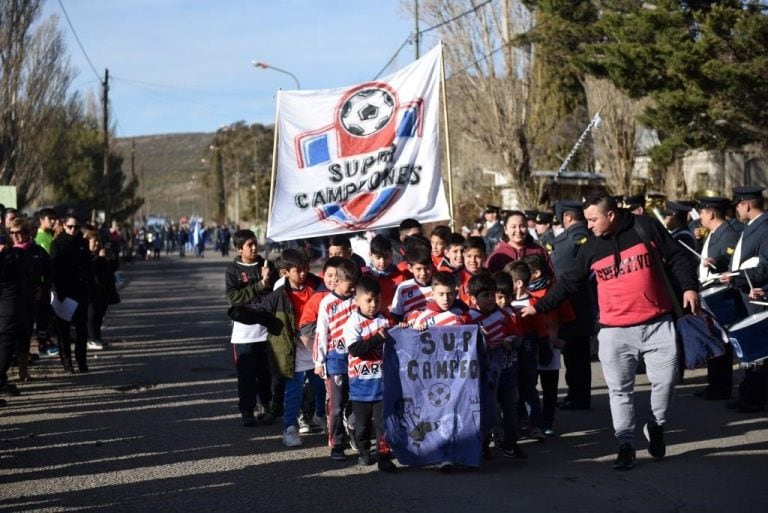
{"left": 313, "top": 258, "right": 360, "bottom": 461}
{"left": 343, "top": 275, "right": 397, "bottom": 472}
{"left": 364, "top": 234, "right": 405, "bottom": 313}
{"left": 405, "top": 271, "right": 470, "bottom": 329}
{"left": 466, "top": 272, "right": 527, "bottom": 460}
{"left": 505, "top": 261, "right": 553, "bottom": 442}
{"left": 457, "top": 236, "right": 487, "bottom": 305}
{"left": 390, "top": 238, "right": 434, "bottom": 323}
{"left": 436, "top": 232, "right": 465, "bottom": 274}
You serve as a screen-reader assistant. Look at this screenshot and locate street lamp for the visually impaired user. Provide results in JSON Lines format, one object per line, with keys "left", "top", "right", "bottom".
{"left": 251, "top": 61, "right": 301, "bottom": 89}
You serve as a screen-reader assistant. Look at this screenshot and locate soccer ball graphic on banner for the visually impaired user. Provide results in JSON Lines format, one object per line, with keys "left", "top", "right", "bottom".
{"left": 339, "top": 88, "right": 395, "bottom": 136}
{"left": 427, "top": 382, "right": 451, "bottom": 407}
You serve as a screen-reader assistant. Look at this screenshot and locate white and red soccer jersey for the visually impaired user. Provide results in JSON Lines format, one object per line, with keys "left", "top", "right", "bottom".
{"left": 314, "top": 292, "right": 356, "bottom": 375}
{"left": 510, "top": 295, "right": 548, "bottom": 338}
{"left": 343, "top": 309, "right": 393, "bottom": 402}
{"left": 390, "top": 278, "right": 432, "bottom": 319}
{"left": 467, "top": 306, "right": 523, "bottom": 348}
{"left": 405, "top": 300, "right": 470, "bottom": 328}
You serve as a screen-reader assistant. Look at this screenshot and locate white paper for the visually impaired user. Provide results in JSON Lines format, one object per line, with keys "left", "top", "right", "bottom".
{"left": 51, "top": 292, "right": 78, "bottom": 321}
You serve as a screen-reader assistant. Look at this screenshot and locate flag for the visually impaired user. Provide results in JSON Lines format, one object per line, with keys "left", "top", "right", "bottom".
{"left": 266, "top": 45, "right": 450, "bottom": 242}
{"left": 382, "top": 325, "right": 492, "bottom": 467}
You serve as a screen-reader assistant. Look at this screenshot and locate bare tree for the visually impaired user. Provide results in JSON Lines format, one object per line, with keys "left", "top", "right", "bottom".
{"left": 410, "top": 0, "right": 537, "bottom": 210}
{"left": 1, "top": 3, "right": 76, "bottom": 208}
{"left": 583, "top": 75, "right": 650, "bottom": 196}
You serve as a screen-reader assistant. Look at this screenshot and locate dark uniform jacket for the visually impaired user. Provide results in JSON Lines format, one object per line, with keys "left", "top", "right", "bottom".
{"left": 550, "top": 221, "right": 595, "bottom": 337}
{"left": 730, "top": 213, "right": 768, "bottom": 295}
{"left": 702, "top": 221, "right": 740, "bottom": 275}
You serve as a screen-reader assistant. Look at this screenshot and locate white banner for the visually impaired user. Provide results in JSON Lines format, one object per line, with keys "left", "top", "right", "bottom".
{"left": 266, "top": 45, "right": 450, "bottom": 241}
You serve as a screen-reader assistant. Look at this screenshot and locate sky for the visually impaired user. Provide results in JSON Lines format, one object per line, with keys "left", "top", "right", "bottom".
{"left": 42, "top": 0, "right": 436, "bottom": 137}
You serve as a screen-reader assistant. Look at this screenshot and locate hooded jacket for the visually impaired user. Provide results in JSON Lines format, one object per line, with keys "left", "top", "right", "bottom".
{"left": 535, "top": 210, "right": 698, "bottom": 327}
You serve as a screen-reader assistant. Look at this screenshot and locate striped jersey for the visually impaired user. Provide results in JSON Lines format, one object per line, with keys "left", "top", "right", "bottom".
{"left": 509, "top": 295, "right": 549, "bottom": 339}
{"left": 314, "top": 292, "right": 356, "bottom": 375}
{"left": 343, "top": 309, "right": 393, "bottom": 402}
{"left": 390, "top": 278, "right": 432, "bottom": 319}
{"left": 405, "top": 300, "right": 470, "bottom": 328}
{"left": 466, "top": 306, "right": 523, "bottom": 348}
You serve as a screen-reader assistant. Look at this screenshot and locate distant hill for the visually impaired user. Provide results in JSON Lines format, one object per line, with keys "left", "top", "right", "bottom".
{"left": 114, "top": 132, "right": 214, "bottom": 222}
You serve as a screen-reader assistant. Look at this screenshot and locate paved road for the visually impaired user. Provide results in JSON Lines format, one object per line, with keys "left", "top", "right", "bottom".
{"left": 2, "top": 254, "right": 767, "bottom": 512}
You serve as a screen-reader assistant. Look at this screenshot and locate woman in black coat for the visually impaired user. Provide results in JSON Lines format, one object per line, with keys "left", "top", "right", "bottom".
{"left": 83, "top": 229, "right": 119, "bottom": 351}
{"left": 50, "top": 215, "right": 94, "bottom": 373}
{"left": 0, "top": 226, "right": 27, "bottom": 400}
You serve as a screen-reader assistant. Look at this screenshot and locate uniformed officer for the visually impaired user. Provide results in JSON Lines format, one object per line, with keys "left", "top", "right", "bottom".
{"left": 663, "top": 201, "right": 698, "bottom": 263}
{"left": 482, "top": 205, "right": 504, "bottom": 254}
{"left": 535, "top": 212, "right": 555, "bottom": 251}
{"left": 524, "top": 209, "right": 539, "bottom": 241}
{"left": 551, "top": 199, "right": 596, "bottom": 409}
{"left": 720, "top": 186, "right": 768, "bottom": 413}
{"left": 623, "top": 194, "right": 645, "bottom": 216}
{"left": 696, "top": 197, "right": 742, "bottom": 400}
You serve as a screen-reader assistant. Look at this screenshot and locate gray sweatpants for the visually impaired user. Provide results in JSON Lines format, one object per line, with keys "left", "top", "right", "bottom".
{"left": 598, "top": 314, "right": 678, "bottom": 445}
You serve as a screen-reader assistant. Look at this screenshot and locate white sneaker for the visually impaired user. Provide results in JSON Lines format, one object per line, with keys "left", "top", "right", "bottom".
{"left": 282, "top": 426, "right": 302, "bottom": 447}
{"left": 298, "top": 415, "right": 311, "bottom": 434}
{"left": 87, "top": 340, "right": 104, "bottom": 350}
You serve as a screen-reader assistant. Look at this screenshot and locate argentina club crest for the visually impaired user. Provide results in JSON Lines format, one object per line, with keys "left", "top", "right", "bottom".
{"left": 267, "top": 45, "right": 450, "bottom": 242}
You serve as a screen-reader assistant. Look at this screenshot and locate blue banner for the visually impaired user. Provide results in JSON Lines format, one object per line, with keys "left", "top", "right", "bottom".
{"left": 383, "top": 325, "right": 491, "bottom": 467}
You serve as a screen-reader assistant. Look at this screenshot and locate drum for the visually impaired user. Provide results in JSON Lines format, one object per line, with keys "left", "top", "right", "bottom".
{"left": 728, "top": 311, "right": 768, "bottom": 364}
{"left": 700, "top": 286, "right": 747, "bottom": 327}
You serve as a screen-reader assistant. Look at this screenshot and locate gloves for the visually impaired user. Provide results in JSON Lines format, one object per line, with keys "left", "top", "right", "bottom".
{"left": 538, "top": 339, "right": 554, "bottom": 366}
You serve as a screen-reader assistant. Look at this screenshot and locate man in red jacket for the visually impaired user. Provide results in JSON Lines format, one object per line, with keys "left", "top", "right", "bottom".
{"left": 521, "top": 194, "right": 699, "bottom": 471}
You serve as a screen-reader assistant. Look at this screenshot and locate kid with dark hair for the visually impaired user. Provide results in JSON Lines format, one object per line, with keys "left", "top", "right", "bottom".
{"left": 343, "top": 274, "right": 397, "bottom": 472}
{"left": 365, "top": 234, "right": 405, "bottom": 312}
{"left": 225, "top": 229, "right": 276, "bottom": 427}
{"left": 430, "top": 225, "right": 452, "bottom": 268}
{"left": 405, "top": 270, "right": 469, "bottom": 330}
{"left": 313, "top": 258, "right": 360, "bottom": 461}
{"left": 466, "top": 271, "right": 526, "bottom": 461}
{"left": 522, "top": 254, "right": 575, "bottom": 436}
{"left": 328, "top": 234, "right": 366, "bottom": 269}
{"left": 390, "top": 236, "right": 434, "bottom": 323}
{"left": 437, "top": 232, "right": 465, "bottom": 273}
{"left": 507, "top": 260, "right": 552, "bottom": 442}
{"left": 457, "top": 236, "right": 487, "bottom": 305}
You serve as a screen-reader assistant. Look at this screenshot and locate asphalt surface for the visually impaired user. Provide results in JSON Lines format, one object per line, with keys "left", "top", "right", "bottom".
{"left": 1, "top": 253, "right": 767, "bottom": 512}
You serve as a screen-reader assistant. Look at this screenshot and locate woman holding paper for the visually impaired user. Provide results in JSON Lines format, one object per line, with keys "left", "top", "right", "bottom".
{"left": 50, "top": 214, "right": 94, "bottom": 373}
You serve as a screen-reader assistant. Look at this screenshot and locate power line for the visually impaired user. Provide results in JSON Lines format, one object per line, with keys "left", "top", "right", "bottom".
{"left": 373, "top": 0, "right": 496, "bottom": 79}
{"left": 372, "top": 36, "right": 412, "bottom": 80}
{"left": 446, "top": 45, "right": 504, "bottom": 80}
{"left": 419, "top": 0, "right": 495, "bottom": 36}
{"left": 56, "top": 0, "right": 101, "bottom": 82}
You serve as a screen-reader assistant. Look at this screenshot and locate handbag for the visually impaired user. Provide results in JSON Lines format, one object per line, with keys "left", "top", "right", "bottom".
{"left": 633, "top": 219, "right": 727, "bottom": 369}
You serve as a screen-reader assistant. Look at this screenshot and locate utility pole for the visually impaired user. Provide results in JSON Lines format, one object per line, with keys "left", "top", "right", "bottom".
{"left": 414, "top": 0, "right": 420, "bottom": 59}
{"left": 103, "top": 68, "right": 111, "bottom": 226}
{"left": 130, "top": 139, "right": 136, "bottom": 227}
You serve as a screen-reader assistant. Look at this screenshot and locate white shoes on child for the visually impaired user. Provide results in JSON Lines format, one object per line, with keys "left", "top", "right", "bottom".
{"left": 282, "top": 425, "right": 302, "bottom": 447}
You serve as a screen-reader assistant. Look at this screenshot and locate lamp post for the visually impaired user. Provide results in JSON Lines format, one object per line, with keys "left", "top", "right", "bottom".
{"left": 251, "top": 61, "right": 301, "bottom": 89}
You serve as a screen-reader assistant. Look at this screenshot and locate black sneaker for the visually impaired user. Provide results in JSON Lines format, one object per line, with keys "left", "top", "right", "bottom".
{"left": 613, "top": 443, "right": 636, "bottom": 470}
{"left": 358, "top": 453, "right": 373, "bottom": 466}
{"left": 241, "top": 410, "right": 256, "bottom": 427}
{"left": 482, "top": 443, "right": 492, "bottom": 460}
{"left": 643, "top": 421, "right": 665, "bottom": 459}
{"left": 330, "top": 445, "right": 347, "bottom": 461}
{"left": 377, "top": 457, "right": 397, "bottom": 473}
{"left": 503, "top": 443, "right": 527, "bottom": 459}
{"left": 438, "top": 461, "right": 454, "bottom": 473}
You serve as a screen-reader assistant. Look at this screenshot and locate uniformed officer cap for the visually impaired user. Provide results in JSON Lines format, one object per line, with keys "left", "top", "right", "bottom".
{"left": 697, "top": 196, "right": 729, "bottom": 210}
{"left": 676, "top": 199, "right": 698, "bottom": 208}
{"left": 484, "top": 204, "right": 501, "bottom": 214}
{"left": 647, "top": 192, "right": 666, "bottom": 200}
{"left": 554, "top": 200, "right": 583, "bottom": 224}
{"left": 623, "top": 194, "right": 644, "bottom": 209}
{"left": 523, "top": 209, "right": 538, "bottom": 220}
{"left": 663, "top": 201, "right": 692, "bottom": 216}
{"left": 732, "top": 186, "right": 765, "bottom": 203}
{"left": 535, "top": 212, "right": 553, "bottom": 225}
